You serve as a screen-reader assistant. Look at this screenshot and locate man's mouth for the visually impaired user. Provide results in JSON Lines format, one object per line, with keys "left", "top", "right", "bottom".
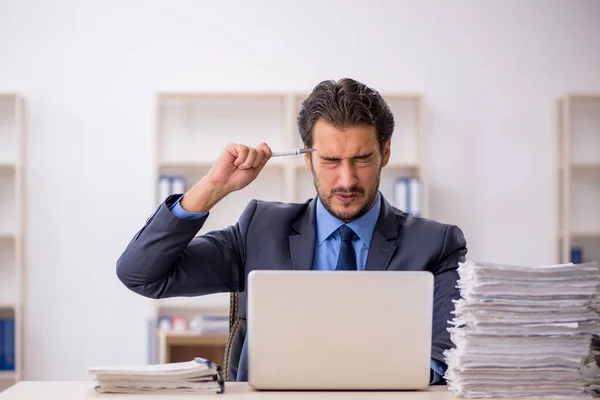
{"left": 335, "top": 193, "right": 359, "bottom": 201}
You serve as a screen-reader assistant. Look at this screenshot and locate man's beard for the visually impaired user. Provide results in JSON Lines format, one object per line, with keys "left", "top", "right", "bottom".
{"left": 313, "top": 171, "right": 381, "bottom": 223}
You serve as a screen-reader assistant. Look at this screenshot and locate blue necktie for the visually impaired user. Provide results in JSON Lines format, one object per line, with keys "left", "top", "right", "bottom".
{"left": 335, "top": 225, "right": 357, "bottom": 270}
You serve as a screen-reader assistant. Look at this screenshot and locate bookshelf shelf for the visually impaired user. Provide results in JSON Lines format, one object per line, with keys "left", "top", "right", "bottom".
{"left": 559, "top": 230, "right": 600, "bottom": 239}
{"left": 160, "top": 331, "right": 228, "bottom": 343}
{"left": 156, "top": 294, "right": 231, "bottom": 310}
{"left": 571, "top": 163, "right": 600, "bottom": 170}
{"left": 147, "top": 89, "right": 427, "bottom": 364}
{"left": 0, "top": 371, "right": 16, "bottom": 378}
{"left": 571, "top": 231, "right": 600, "bottom": 238}
{"left": 557, "top": 94, "right": 600, "bottom": 264}
{"left": 158, "top": 331, "right": 228, "bottom": 366}
{"left": 158, "top": 161, "right": 215, "bottom": 169}
{"left": 159, "top": 160, "right": 287, "bottom": 171}
{"left": 0, "top": 371, "right": 16, "bottom": 386}
{"left": 0, "top": 94, "right": 24, "bottom": 390}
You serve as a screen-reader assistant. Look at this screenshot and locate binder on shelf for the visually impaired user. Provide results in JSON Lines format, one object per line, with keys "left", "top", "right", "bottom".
{"left": 171, "top": 176, "right": 186, "bottom": 195}
{"left": 393, "top": 176, "right": 422, "bottom": 217}
{"left": 408, "top": 177, "right": 421, "bottom": 217}
{"left": 0, "top": 318, "right": 14, "bottom": 371}
{"left": 571, "top": 247, "right": 584, "bottom": 264}
{"left": 394, "top": 178, "right": 407, "bottom": 212}
{"left": 3, "top": 318, "right": 14, "bottom": 370}
{"left": 0, "top": 319, "right": 3, "bottom": 370}
{"left": 158, "top": 176, "right": 187, "bottom": 200}
{"left": 147, "top": 318, "right": 155, "bottom": 365}
{"left": 157, "top": 315, "right": 173, "bottom": 332}
{"left": 158, "top": 176, "right": 171, "bottom": 201}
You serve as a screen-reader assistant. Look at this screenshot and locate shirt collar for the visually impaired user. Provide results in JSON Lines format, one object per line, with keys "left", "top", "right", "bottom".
{"left": 315, "top": 192, "right": 381, "bottom": 248}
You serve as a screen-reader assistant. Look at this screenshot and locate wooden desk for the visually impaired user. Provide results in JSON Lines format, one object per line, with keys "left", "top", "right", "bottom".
{"left": 0, "top": 381, "right": 534, "bottom": 399}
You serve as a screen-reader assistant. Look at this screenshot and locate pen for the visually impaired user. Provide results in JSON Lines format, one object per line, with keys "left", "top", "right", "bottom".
{"left": 271, "top": 148, "right": 316, "bottom": 157}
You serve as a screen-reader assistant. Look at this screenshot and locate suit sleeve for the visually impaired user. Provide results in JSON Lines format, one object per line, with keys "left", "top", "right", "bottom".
{"left": 169, "top": 194, "right": 209, "bottom": 220}
{"left": 430, "top": 224, "right": 467, "bottom": 364}
{"left": 116, "top": 195, "right": 258, "bottom": 299}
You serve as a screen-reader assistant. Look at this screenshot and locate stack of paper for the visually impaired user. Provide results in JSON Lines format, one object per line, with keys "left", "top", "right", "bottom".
{"left": 88, "top": 358, "right": 224, "bottom": 394}
{"left": 444, "top": 260, "right": 599, "bottom": 398}
{"left": 582, "top": 336, "right": 600, "bottom": 397}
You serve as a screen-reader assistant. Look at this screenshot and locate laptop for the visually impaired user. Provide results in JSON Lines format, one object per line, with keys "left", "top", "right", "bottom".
{"left": 246, "top": 270, "right": 434, "bottom": 390}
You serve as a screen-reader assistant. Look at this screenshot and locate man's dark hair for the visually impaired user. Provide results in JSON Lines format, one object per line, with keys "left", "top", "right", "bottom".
{"left": 297, "top": 78, "right": 395, "bottom": 153}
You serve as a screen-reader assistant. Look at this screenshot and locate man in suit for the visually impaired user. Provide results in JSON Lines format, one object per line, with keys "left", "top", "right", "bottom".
{"left": 116, "top": 78, "right": 468, "bottom": 385}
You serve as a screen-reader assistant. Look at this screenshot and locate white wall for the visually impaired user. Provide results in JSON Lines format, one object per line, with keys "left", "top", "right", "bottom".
{"left": 1, "top": 0, "right": 599, "bottom": 380}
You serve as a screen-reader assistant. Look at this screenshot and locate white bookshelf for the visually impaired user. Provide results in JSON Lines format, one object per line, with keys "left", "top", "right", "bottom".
{"left": 0, "top": 94, "right": 25, "bottom": 390}
{"left": 147, "top": 91, "right": 426, "bottom": 362}
{"left": 557, "top": 94, "right": 600, "bottom": 264}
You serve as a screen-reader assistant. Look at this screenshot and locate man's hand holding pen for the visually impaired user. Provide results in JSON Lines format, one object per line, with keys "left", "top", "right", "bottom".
{"left": 179, "top": 143, "right": 272, "bottom": 213}
{"left": 178, "top": 143, "right": 315, "bottom": 214}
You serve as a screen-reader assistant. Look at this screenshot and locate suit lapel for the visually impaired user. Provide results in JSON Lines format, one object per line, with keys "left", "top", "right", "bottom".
{"left": 289, "top": 198, "right": 317, "bottom": 270}
{"left": 365, "top": 197, "right": 400, "bottom": 271}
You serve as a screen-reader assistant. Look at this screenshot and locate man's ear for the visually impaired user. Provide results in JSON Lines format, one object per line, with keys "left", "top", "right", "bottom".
{"left": 302, "top": 142, "right": 314, "bottom": 171}
{"left": 304, "top": 152, "right": 313, "bottom": 172}
{"left": 382, "top": 140, "right": 391, "bottom": 167}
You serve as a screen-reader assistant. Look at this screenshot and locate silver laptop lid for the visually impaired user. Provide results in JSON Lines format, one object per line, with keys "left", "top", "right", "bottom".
{"left": 247, "top": 270, "right": 434, "bottom": 390}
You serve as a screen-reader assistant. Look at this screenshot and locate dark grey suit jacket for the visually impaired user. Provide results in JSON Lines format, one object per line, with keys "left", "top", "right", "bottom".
{"left": 116, "top": 193, "right": 467, "bottom": 381}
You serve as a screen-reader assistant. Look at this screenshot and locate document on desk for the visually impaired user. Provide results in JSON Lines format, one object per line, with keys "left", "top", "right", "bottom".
{"left": 444, "top": 259, "right": 600, "bottom": 398}
{"left": 87, "top": 357, "right": 224, "bottom": 394}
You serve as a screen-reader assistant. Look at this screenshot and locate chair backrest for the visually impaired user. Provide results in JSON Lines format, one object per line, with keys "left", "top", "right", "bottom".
{"left": 223, "top": 292, "right": 244, "bottom": 381}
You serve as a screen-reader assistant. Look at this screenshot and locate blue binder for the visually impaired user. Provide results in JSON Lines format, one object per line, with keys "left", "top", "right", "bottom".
{"left": 0, "top": 319, "right": 4, "bottom": 370}
{"left": 3, "top": 318, "right": 14, "bottom": 370}
{"left": 571, "top": 247, "right": 583, "bottom": 264}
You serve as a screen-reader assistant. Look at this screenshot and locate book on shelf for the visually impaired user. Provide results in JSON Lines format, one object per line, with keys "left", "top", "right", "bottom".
{"left": 0, "top": 317, "right": 15, "bottom": 371}
{"left": 88, "top": 357, "right": 224, "bottom": 394}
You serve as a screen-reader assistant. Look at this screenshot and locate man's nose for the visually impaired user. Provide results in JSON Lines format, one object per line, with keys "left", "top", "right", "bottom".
{"left": 338, "top": 161, "right": 358, "bottom": 189}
